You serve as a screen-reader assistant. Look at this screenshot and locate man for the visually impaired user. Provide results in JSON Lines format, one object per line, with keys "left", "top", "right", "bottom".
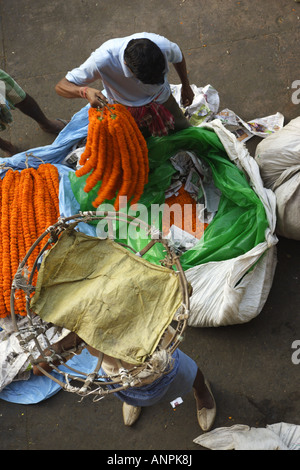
{"left": 55, "top": 33, "right": 194, "bottom": 136}
{"left": 33, "top": 330, "right": 216, "bottom": 431}
{"left": 0, "top": 70, "right": 66, "bottom": 156}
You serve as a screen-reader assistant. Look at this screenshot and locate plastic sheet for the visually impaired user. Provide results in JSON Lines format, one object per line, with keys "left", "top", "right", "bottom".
{"left": 0, "top": 349, "right": 100, "bottom": 404}
{"left": 70, "top": 127, "right": 269, "bottom": 270}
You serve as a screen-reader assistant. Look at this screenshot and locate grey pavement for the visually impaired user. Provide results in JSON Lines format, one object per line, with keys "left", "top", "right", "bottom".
{"left": 0, "top": 0, "right": 299, "bottom": 452}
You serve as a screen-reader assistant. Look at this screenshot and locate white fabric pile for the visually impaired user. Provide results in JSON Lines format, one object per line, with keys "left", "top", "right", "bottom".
{"left": 194, "top": 422, "right": 300, "bottom": 450}
{"left": 255, "top": 117, "right": 300, "bottom": 240}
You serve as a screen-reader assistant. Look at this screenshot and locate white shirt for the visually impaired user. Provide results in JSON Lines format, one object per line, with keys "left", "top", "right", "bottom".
{"left": 65, "top": 32, "right": 182, "bottom": 106}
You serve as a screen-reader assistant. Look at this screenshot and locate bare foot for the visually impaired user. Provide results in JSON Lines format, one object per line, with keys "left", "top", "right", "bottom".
{"left": 32, "top": 332, "right": 83, "bottom": 375}
{"left": 0, "top": 138, "right": 19, "bottom": 157}
{"left": 32, "top": 344, "right": 62, "bottom": 376}
{"left": 39, "top": 119, "right": 68, "bottom": 134}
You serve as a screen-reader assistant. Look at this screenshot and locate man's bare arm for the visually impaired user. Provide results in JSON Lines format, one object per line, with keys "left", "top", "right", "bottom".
{"left": 173, "top": 53, "right": 194, "bottom": 107}
{"left": 55, "top": 77, "right": 107, "bottom": 107}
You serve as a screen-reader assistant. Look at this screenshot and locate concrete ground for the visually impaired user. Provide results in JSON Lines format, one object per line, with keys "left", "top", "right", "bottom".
{"left": 0, "top": 0, "right": 299, "bottom": 452}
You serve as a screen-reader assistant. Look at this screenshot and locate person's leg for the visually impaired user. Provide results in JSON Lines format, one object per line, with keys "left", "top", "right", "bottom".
{"left": 193, "top": 368, "right": 215, "bottom": 410}
{"left": 123, "top": 368, "right": 216, "bottom": 429}
{"left": 115, "top": 349, "right": 216, "bottom": 429}
{"left": 0, "top": 136, "right": 19, "bottom": 156}
{"left": 193, "top": 368, "right": 216, "bottom": 432}
{"left": 32, "top": 331, "right": 83, "bottom": 375}
{"left": 0, "top": 71, "right": 66, "bottom": 134}
{"left": 15, "top": 94, "right": 66, "bottom": 134}
{"left": 154, "top": 349, "right": 216, "bottom": 431}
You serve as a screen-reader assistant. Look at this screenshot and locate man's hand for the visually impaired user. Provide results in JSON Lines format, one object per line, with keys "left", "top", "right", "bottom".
{"left": 55, "top": 78, "right": 107, "bottom": 107}
{"left": 173, "top": 54, "right": 195, "bottom": 107}
{"left": 85, "top": 87, "right": 108, "bottom": 108}
{"left": 181, "top": 84, "right": 194, "bottom": 108}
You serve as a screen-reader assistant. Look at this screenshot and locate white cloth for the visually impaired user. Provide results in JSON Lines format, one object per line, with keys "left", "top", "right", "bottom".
{"left": 193, "top": 423, "right": 300, "bottom": 450}
{"left": 255, "top": 116, "right": 300, "bottom": 240}
{"left": 65, "top": 32, "right": 182, "bottom": 106}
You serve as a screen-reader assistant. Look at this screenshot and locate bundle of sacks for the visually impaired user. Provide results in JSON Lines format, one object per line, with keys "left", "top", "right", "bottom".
{"left": 255, "top": 117, "right": 300, "bottom": 240}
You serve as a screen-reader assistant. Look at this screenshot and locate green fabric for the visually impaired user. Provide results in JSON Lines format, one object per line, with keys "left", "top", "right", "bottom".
{"left": 0, "top": 70, "right": 26, "bottom": 130}
{"left": 69, "top": 127, "right": 269, "bottom": 270}
{"left": 0, "top": 69, "right": 26, "bottom": 108}
{"left": 30, "top": 229, "right": 182, "bottom": 365}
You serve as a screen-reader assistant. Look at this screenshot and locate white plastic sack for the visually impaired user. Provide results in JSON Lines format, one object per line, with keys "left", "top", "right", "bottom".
{"left": 186, "top": 120, "right": 278, "bottom": 327}
{"left": 255, "top": 116, "right": 300, "bottom": 240}
{"left": 193, "top": 423, "right": 300, "bottom": 450}
{"left": 274, "top": 172, "right": 300, "bottom": 240}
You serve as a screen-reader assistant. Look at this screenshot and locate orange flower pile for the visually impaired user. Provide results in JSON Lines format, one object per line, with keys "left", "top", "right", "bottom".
{"left": 75, "top": 104, "right": 149, "bottom": 211}
{"left": 162, "top": 185, "right": 208, "bottom": 239}
{"left": 0, "top": 164, "right": 60, "bottom": 318}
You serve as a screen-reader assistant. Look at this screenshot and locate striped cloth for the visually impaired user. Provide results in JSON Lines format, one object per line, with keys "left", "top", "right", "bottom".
{"left": 127, "top": 102, "right": 175, "bottom": 137}
{"left": 0, "top": 69, "right": 26, "bottom": 130}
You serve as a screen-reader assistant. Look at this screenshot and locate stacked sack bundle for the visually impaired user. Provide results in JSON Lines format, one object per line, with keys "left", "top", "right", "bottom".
{"left": 255, "top": 117, "right": 300, "bottom": 240}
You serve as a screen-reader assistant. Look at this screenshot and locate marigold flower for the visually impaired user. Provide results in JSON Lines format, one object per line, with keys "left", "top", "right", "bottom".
{"left": 0, "top": 164, "right": 60, "bottom": 317}
{"left": 75, "top": 103, "right": 149, "bottom": 211}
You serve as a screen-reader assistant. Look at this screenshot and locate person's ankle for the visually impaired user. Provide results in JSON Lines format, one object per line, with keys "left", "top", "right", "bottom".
{"left": 194, "top": 385, "right": 214, "bottom": 410}
{"left": 39, "top": 119, "right": 66, "bottom": 134}
{"left": 0, "top": 141, "right": 19, "bottom": 156}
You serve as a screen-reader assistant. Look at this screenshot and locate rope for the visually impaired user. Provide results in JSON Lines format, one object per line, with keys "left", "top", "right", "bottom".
{"left": 24, "top": 152, "right": 45, "bottom": 168}
{"left": 11, "top": 265, "right": 35, "bottom": 296}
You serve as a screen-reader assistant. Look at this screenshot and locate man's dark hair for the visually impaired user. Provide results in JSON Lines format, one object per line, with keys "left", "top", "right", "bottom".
{"left": 124, "top": 38, "right": 166, "bottom": 85}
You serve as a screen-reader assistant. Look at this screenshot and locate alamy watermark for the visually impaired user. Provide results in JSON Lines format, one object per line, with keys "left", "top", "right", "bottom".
{"left": 291, "top": 80, "right": 300, "bottom": 104}
{"left": 94, "top": 196, "right": 205, "bottom": 246}
{"left": 291, "top": 340, "right": 300, "bottom": 365}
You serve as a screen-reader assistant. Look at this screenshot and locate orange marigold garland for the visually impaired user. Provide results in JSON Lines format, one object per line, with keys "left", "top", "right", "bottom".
{"left": 126, "top": 118, "right": 147, "bottom": 205}
{"left": 85, "top": 117, "right": 108, "bottom": 193}
{"left": 76, "top": 111, "right": 103, "bottom": 178}
{"left": 33, "top": 168, "right": 46, "bottom": 235}
{"left": 104, "top": 118, "right": 122, "bottom": 201}
{"left": 119, "top": 118, "right": 139, "bottom": 203}
{"left": 38, "top": 163, "right": 60, "bottom": 227}
{"left": 0, "top": 164, "right": 60, "bottom": 318}
{"left": 92, "top": 118, "right": 115, "bottom": 206}
{"left": 163, "top": 186, "right": 209, "bottom": 240}
{"left": 0, "top": 177, "right": 6, "bottom": 318}
{"left": 21, "top": 169, "right": 43, "bottom": 303}
{"left": 124, "top": 106, "right": 149, "bottom": 184}
{"left": 75, "top": 103, "right": 149, "bottom": 211}
{"left": 21, "top": 169, "right": 37, "bottom": 268}
{"left": 2, "top": 169, "right": 15, "bottom": 312}
{"left": 113, "top": 115, "right": 133, "bottom": 207}
{"left": 10, "top": 170, "right": 26, "bottom": 315}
